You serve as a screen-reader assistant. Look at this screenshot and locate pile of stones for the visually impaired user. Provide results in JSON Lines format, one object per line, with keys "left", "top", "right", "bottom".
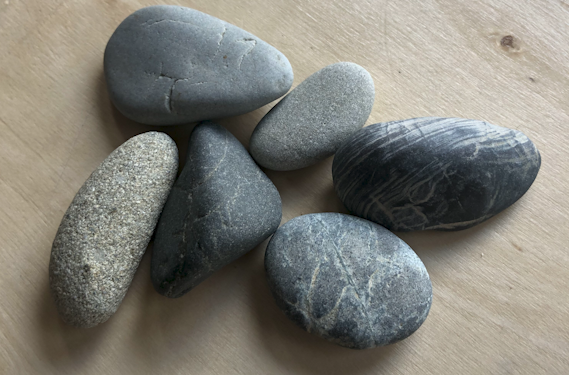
{"left": 48, "top": 5, "right": 541, "bottom": 350}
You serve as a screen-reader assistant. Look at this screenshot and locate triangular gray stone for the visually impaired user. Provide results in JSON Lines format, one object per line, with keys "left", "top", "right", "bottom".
{"left": 152, "top": 121, "right": 282, "bottom": 297}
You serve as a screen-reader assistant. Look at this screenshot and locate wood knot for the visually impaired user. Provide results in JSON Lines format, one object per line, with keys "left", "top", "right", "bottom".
{"left": 500, "top": 35, "right": 515, "bottom": 48}
{"left": 492, "top": 33, "right": 523, "bottom": 54}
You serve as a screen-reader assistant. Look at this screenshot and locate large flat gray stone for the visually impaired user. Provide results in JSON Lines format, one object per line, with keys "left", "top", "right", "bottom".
{"left": 49, "top": 132, "right": 178, "bottom": 327}
{"left": 104, "top": 5, "right": 293, "bottom": 125}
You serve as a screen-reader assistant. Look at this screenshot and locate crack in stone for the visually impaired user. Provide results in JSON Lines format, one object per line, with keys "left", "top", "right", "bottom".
{"left": 213, "top": 25, "right": 227, "bottom": 60}
{"left": 165, "top": 78, "right": 205, "bottom": 113}
{"left": 166, "top": 79, "right": 178, "bottom": 113}
{"left": 236, "top": 38, "right": 257, "bottom": 69}
{"left": 218, "top": 26, "right": 227, "bottom": 46}
{"left": 156, "top": 62, "right": 177, "bottom": 81}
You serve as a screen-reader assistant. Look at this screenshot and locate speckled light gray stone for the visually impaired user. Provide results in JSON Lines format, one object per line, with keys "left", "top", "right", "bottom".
{"left": 333, "top": 117, "right": 541, "bottom": 231}
{"left": 265, "top": 213, "right": 432, "bottom": 349}
{"left": 249, "top": 62, "right": 375, "bottom": 171}
{"left": 152, "top": 121, "right": 282, "bottom": 298}
{"left": 104, "top": 5, "right": 293, "bottom": 126}
{"left": 49, "top": 132, "right": 178, "bottom": 328}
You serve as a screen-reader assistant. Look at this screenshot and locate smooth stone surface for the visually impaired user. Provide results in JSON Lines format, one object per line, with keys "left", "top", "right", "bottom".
{"left": 49, "top": 132, "right": 178, "bottom": 328}
{"left": 152, "top": 121, "right": 282, "bottom": 298}
{"left": 333, "top": 117, "right": 541, "bottom": 231}
{"left": 265, "top": 213, "right": 432, "bottom": 349}
{"left": 104, "top": 5, "right": 294, "bottom": 125}
{"left": 250, "top": 62, "right": 375, "bottom": 171}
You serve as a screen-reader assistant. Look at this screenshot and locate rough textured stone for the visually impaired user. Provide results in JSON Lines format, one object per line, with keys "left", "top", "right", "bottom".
{"left": 152, "top": 121, "right": 282, "bottom": 298}
{"left": 250, "top": 62, "right": 375, "bottom": 171}
{"left": 104, "top": 5, "right": 294, "bottom": 125}
{"left": 333, "top": 117, "right": 541, "bottom": 231}
{"left": 49, "top": 132, "right": 178, "bottom": 328}
{"left": 265, "top": 213, "right": 432, "bottom": 349}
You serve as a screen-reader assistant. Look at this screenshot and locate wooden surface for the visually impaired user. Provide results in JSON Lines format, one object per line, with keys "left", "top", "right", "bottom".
{"left": 1, "top": 0, "right": 568, "bottom": 373}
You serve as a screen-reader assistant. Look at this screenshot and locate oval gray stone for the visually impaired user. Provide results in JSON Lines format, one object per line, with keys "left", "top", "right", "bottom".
{"left": 49, "top": 132, "right": 178, "bottom": 328}
{"left": 249, "top": 62, "right": 375, "bottom": 171}
{"left": 104, "top": 5, "right": 294, "bottom": 125}
{"left": 265, "top": 213, "right": 432, "bottom": 349}
{"left": 333, "top": 117, "right": 541, "bottom": 231}
{"left": 152, "top": 121, "right": 282, "bottom": 298}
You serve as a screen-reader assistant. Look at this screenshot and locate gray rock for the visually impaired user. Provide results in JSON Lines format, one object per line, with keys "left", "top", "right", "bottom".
{"left": 152, "top": 121, "right": 282, "bottom": 298}
{"left": 104, "top": 5, "right": 294, "bottom": 125}
{"left": 333, "top": 117, "right": 541, "bottom": 231}
{"left": 249, "top": 62, "right": 375, "bottom": 171}
{"left": 265, "top": 213, "right": 432, "bottom": 349}
{"left": 49, "top": 132, "right": 178, "bottom": 328}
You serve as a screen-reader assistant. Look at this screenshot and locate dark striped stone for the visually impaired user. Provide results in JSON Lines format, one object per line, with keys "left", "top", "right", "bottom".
{"left": 265, "top": 213, "right": 432, "bottom": 349}
{"left": 332, "top": 117, "right": 541, "bottom": 231}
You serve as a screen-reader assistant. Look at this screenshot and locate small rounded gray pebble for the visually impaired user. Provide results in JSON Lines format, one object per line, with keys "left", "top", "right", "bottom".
{"left": 333, "top": 117, "right": 541, "bottom": 231}
{"left": 250, "top": 62, "right": 375, "bottom": 171}
{"left": 265, "top": 213, "right": 432, "bottom": 349}
{"left": 49, "top": 132, "right": 178, "bottom": 328}
{"left": 152, "top": 121, "right": 282, "bottom": 298}
{"left": 104, "top": 5, "right": 294, "bottom": 125}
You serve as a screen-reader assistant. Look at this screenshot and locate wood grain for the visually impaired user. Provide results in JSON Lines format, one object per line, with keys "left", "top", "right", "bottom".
{"left": 1, "top": 0, "right": 568, "bottom": 373}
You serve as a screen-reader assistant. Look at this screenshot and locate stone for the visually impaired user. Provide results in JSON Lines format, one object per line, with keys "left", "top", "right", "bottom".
{"left": 333, "top": 117, "right": 541, "bottom": 231}
{"left": 152, "top": 121, "right": 282, "bottom": 298}
{"left": 265, "top": 213, "right": 432, "bottom": 349}
{"left": 249, "top": 62, "right": 375, "bottom": 171}
{"left": 104, "top": 5, "right": 294, "bottom": 126}
{"left": 49, "top": 132, "right": 178, "bottom": 328}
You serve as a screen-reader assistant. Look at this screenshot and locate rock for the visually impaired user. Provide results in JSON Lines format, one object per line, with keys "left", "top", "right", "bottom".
{"left": 265, "top": 213, "right": 432, "bottom": 349}
{"left": 152, "top": 121, "right": 282, "bottom": 298}
{"left": 49, "top": 132, "right": 178, "bottom": 328}
{"left": 104, "top": 5, "right": 294, "bottom": 125}
{"left": 249, "top": 62, "right": 375, "bottom": 171}
{"left": 333, "top": 117, "right": 541, "bottom": 231}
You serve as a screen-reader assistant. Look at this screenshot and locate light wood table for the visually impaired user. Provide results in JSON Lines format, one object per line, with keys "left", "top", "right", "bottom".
{"left": 1, "top": 0, "right": 568, "bottom": 373}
